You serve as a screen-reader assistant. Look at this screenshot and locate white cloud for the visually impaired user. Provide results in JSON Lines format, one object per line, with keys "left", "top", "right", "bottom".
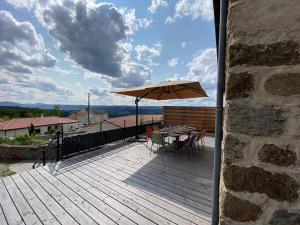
{"left": 181, "top": 42, "right": 187, "bottom": 48}
{"left": 0, "top": 10, "right": 56, "bottom": 74}
{"left": 0, "top": 71, "right": 73, "bottom": 97}
{"left": 167, "top": 48, "right": 217, "bottom": 106}
{"left": 186, "top": 48, "right": 217, "bottom": 87}
{"left": 148, "top": 0, "right": 167, "bottom": 14}
{"left": 5, "top": 0, "right": 35, "bottom": 10}
{"left": 167, "top": 58, "right": 178, "bottom": 67}
{"left": 121, "top": 8, "right": 153, "bottom": 34}
{"left": 138, "top": 18, "right": 153, "bottom": 29}
{"left": 89, "top": 87, "right": 109, "bottom": 97}
{"left": 135, "top": 42, "right": 162, "bottom": 66}
{"left": 165, "top": 16, "right": 176, "bottom": 24}
{"left": 108, "top": 62, "right": 151, "bottom": 88}
{"left": 166, "top": 0, "right": 214, "bottom": 24}
{"left": 35, "top": 1, "right": 152, "bottom": 88}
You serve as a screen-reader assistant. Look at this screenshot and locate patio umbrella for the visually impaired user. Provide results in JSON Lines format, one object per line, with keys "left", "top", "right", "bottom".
{"left": 111, "top": 80, "right": 208, "bottom": 139}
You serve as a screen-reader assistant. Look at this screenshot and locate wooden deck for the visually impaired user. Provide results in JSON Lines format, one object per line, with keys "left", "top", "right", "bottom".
{"left": 0, "top": 135, "right": 214, "bottom": 225}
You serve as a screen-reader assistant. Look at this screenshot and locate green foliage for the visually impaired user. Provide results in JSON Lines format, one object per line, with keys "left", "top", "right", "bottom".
{"left": 0, "top": 106, "right": 48, "bottom": 119}
{"left": 52, "top": 105, "right": 63, "bottom": 117}
{"left": 0, "top": 135, "right": 47, "bottom": 145}
{"left": 28, "top": 123, "right": 35, "bottom": 136}
{"left": 47, "top": 127, "right": 57, "bottom": 134}
{"left": 0, "top": 106, "right": 69, "bottom": 120}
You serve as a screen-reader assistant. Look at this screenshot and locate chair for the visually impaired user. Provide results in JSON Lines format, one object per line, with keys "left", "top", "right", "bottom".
{"left": 178, "top": 134, "right": 197, "bottom": 160}
{"left": 196, "top": 129, "right": 206, "bottom": 151}
{"left": 145, "top": 126, "right": 153, "bottom": 143}
{"left": 150, "top": 132, "right": 168, "bottom": 158}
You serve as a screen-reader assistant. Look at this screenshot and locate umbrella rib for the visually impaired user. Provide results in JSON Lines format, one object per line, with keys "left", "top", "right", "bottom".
{"left": 140, "top": 87, "right": 160, "bottom": 100}
{"left": 179, "top": 84, "right": 206, "bottom": 94}
{"left": 175, "top": 92, "right": 182, "bottom": 99}
{"left": 158, "top": 91, "right": 163, "bottom": 100}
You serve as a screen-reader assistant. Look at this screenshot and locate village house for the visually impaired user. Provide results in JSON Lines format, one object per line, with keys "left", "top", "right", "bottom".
{"left": 0, "top": 116, "right": 79, "bottom": 137}
{"left": 68, "top": 109, "right": 108, "bottom": 125}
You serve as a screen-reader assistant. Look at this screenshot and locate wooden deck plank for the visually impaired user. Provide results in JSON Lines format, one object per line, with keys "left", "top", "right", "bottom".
{"left": 41, "top": 167, "right": 136, "bottom": 225}
{"left": 0, "top": 202, "right": 8, "bottom": 225}
{"left": 121, "top": 149, "right": 213, "bottom": 186}
{"left": 123, "top": 147, "right": 214, "bottom": 181}
{"left": 2, "top": 176, "right": 43, "bottom": 225}
{"left": 107, "top": 152, "right": 213, "bottom": 196}
{"left": 12, "top": 174, "right": 61, "bottom": 225}
{"left": 51, "top": 159, "right": 209, "bottom": 225}
{"left": 68, "top": 143, "right": 213, "bottom": 195}
{"left": 1, "top": 138, "right": 213, "bottom": 225}
{"left": 36, "top": 168, "right": 118, "bottom": 225}
{"left": 67, "top": 142, "right": 213, "bottom": 187}
{"left": 58, "top": 161, "right": 196, "bottom": 225}
{"left": 27, "top": 169, "right": 98, "bottom": 225}
{"left": 20, "top": 171, "right": 79, "bottom": 225}
{"left": 53, "top": 162, "right": 170, "bottom": 225}
{"left": 101, "top": 158, "right": 213, "bottom": 202}
{"left": 87, "top": 159, "right": 212, "bottom": 216}
{"left": 0, "top": 178, "right": 25, "bottom": 225}
{"left": 59, "top": 156, "right": 211, "bottom": 223}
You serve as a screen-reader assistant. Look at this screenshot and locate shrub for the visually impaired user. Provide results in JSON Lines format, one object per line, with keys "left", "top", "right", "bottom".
{"left": 28, "top": 123, "right": 35, "bottom": 136}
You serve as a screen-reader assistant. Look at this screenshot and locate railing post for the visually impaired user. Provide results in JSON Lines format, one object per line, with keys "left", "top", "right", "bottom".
{"left": 42, "top": 150, "right": 46, "bottom": 166}
{"left": 123, "top": 120, "right": 126, "bottom": 142}
{"left": 152, "top": 117, "right": 154, "bottom": 125}
{"left": 99, "top": 121, "right": 102, "bottom": 148}
{"left": 56, "top": 131, "right": 60, "bottom": 162}
{"left": 61, "top": 125, "right": 64, "bottom": 153}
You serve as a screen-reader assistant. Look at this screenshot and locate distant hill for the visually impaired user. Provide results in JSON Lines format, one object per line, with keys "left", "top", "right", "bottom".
{"left": 0, "top": 102, "right": 163, "bottom": 118}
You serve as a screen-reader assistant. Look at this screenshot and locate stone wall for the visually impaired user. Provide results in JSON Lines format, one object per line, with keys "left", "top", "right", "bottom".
{"left": 0, "top": 144, "right": 49, "bottom": 160}
{"left": 220, "top": 0, "right": 300, "bottom": 224}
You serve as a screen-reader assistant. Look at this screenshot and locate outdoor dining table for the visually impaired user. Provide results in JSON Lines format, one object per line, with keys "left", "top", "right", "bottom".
{"left": 158, "top": 125, "right": 197, "bottom": 149}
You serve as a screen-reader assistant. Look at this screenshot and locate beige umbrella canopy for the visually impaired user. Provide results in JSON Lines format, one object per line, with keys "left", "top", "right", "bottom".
{"left": 111, "top": 80, "right": 207, "bottom": 140}
{"left": 112, "top": 80, "right": 207, "bottom": 100}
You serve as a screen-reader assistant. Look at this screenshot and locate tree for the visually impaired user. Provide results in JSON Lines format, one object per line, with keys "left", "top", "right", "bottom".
{"left": 28, "top": 123, "right": 35, "bottom": 136}
{"left": 52, "top": 105, "right": 62, "bottom": 117}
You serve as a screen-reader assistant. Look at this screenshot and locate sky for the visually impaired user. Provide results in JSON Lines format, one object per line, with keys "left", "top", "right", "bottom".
{"left": 0, "top": 0, "right": 217, "bottom": 107}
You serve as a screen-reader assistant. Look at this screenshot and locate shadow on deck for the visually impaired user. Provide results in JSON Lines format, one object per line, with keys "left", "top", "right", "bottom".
{"left": 0, "top": 135, "right": 214, "bottom": 225}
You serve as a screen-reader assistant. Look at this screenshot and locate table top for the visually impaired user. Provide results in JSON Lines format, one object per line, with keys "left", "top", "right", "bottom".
{"left": 158, "top": 125, "right": 196, "bottom": 136}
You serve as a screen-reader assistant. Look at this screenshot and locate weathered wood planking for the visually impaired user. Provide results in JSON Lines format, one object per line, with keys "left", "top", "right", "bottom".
{"left": 0, "top": 139, "right": 213, "bottom": 225}
{"left": 163, "top": 106, "right": 216, "bottom": 132}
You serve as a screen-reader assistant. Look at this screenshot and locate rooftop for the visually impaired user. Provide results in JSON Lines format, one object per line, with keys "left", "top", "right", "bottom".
{"left": 0, "top": 116, "right": 79, "bottom": 131}
{"left": 68, "top": 109, "right": 107, "bottom": 119}
{"left": 0, "top": 135, "right": 214, "bottom": 225}
{"left": 107, "top": 115, "right": 163, "bottom": 128}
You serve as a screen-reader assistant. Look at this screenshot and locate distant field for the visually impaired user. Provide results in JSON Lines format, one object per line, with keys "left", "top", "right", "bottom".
{"left": 0, "top": 104, "right": 163, "bottom": 119}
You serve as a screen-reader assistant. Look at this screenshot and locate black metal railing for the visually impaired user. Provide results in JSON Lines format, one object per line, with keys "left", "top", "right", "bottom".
{"left": 32, "top": 136, "right": 57, "bottom": 169}
{"left": 61, "top": 122, "right": 160, "bottom": 159}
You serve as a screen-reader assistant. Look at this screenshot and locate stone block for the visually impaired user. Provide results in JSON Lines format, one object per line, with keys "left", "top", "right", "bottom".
{"left": 258, "top": 144, "right": 296, "bottom": 166}
{"left": 222, "top": 192, "right": 262, "bottom": 222}
{"left": 229, "top": 41, "right": 300, "bottom": 67}
{"left": 223, "top": 165, "right": 299, "bottom": 202}
{"left": 227, "top": 103, "right": 286, "bottom": 136}
{"left": 226, "top": 73, "right": 255, "bottom": 100}
{"left": 269, "top": 210, "right": 300, "bottom": 225}
{"left": 264, "top": 73, "right": 300, "bottom": 97}
{"left": 223, "top": 134, "right": 245, "bottom": 162}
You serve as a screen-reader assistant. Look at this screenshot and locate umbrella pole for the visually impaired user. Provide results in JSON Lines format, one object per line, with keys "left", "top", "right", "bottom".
{"left": 135, "top": 97, "right": 139, "bottom": 139}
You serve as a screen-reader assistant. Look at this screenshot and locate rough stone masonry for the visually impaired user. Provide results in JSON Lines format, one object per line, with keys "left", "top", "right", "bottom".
{"left": 220, "top": 0, "right": 300, "bottom": 224}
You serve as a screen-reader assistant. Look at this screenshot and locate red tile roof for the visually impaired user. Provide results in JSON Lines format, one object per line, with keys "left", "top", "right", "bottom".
{"left": 107, "top": 115, "right": 163, "bottom": 128}
{"left": 0, "top": 117, "right": 79, "bottom": 131}
{"left": 68, "top": 109, "right": 107, "bottom": 119}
